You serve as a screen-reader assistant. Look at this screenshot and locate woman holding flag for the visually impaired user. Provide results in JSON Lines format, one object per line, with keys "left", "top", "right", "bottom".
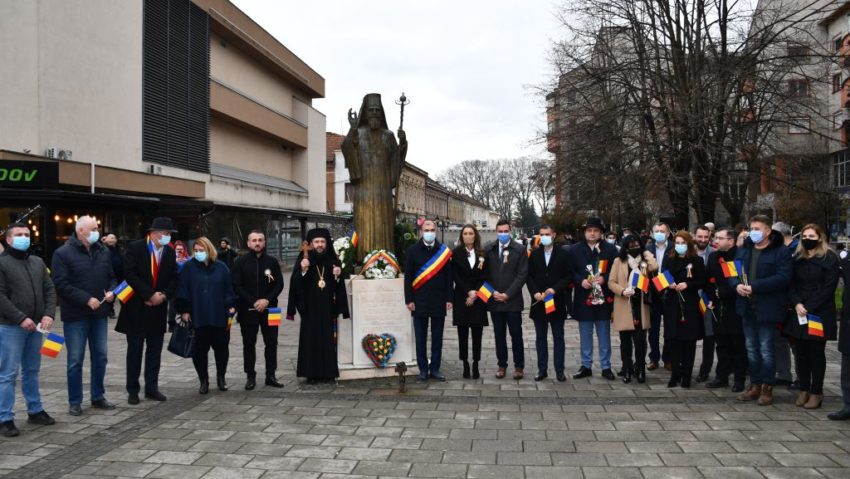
{"left": 450, "top": 225, "right": 489, "bottom": 379}
{"left": 175, "top": 237, "right": 237, "bottom": 394}
{"left": 661, "top": 231, "right": 706, "bottom": 388}
{"left": 782, "top": 224, "right": 839, "bottom": 410}
{"left": 609, "top": 235, "right": 657, "bottom": 384}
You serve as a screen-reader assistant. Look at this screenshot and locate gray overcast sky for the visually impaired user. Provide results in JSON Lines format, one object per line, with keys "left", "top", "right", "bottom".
{"left": 231, "top": 0, "right": 562, "bottom": 175}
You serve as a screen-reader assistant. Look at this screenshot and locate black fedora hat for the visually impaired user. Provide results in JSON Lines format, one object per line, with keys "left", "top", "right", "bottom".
{"left": 582, "top": 217, "right": 606, "bottom": 232}
{"left": 147, "top": 217, "right": 178, "bottom": 233}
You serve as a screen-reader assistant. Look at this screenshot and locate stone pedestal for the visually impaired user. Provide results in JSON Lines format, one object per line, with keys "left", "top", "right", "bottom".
{"left": 338, "top": 276, "right": 416, "bottom": 380}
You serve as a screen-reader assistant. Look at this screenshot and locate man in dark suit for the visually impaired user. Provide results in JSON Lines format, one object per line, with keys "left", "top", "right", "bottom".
{"left": 486, "top": 219, "right": 529, "bottom": 379}
{"left": 646, "top": 222, "right": 673, "bottom": 370}
{"left": 526, "top": 224, "right": 570, "bottom": 382}
{"left": 404, "top": 220, "right": 453, "bottom": 381}
{"left": 115, "top": 217, "right": 179, "bottom": 404}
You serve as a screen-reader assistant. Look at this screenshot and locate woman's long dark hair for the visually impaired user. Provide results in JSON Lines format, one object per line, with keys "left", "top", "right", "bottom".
{"left": 617, "top": 234, "right": 644, "bottom": 262}
{"left": 456, "top": 224, "right": 483, "bottom": 257}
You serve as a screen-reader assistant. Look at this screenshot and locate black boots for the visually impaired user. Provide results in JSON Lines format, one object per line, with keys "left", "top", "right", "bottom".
{"left": 472, "top": 361, "right": 480, "bottom": 379}
{"left": 635, "top": 364, "right": 646, "bottom": 384}
{"left": 245, "top": 373, "right": 256, "bottom": 391}
{"left": 265, "top": 374, "right": 284, "bottom": 388}
{"left": 217, "top": 375, "right": 228, "bottom": 391}
{"left": 463, "top": 361, "right": 471, "bottom": 379}
{"left": 199, "top": 378, "right": 209, "bottom": 395}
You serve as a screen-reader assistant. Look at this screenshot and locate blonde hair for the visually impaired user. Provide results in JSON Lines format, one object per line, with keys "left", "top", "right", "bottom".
{"left": 794, "top": 223, "right": 831, "bottom": 260}
{"left": 193, "top": 236, "right": 218, "bottom": 263}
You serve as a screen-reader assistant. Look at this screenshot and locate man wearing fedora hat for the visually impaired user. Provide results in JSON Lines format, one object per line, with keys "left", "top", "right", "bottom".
{"left": 569, "top": 217, "right": 618, "bottom": 380}
{"left": 115, "top": 217, "right": 179, "bottom": 404}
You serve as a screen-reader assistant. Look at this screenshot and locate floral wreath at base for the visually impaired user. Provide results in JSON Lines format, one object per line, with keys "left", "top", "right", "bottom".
{"left": 361, "top": 333, "right": 397, "bottom": 368}
{"left": 360, "top": 250, "right": 401, "bottom": 279}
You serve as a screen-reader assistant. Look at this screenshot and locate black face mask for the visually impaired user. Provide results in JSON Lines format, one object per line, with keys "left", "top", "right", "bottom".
{"left": 801, "top": 239, "right": 819, "bottom": 251}
{"left": 628, "top": 248, "right": 642, "bottom": 257}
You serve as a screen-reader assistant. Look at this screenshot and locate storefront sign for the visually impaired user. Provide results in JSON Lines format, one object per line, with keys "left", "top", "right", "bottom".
{"left": 0, "top": 160, "right": 59, "bottom": 188}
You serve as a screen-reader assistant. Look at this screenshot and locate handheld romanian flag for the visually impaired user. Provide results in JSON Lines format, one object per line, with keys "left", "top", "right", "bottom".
{"left": 652, "top": 270, "right": 674, "bottom": 292}
{"left": 226, "top": 311, "right": 236, "bottom": 332}
{"left": 476, "top": 282, "right": 494, "bottom": 302}
{"left": 40, "top": 332, "right": 65, "bottom": 358}
{"left": 112, "top": 280, "right": 134, "bottom": 303}
{"left": 720, "top": 260, "right": 742, "bottom": 278}
{"left": 544, "top": 293, "right": 555, "bottom": 314}
{"left": 267, "top": 307, "right": 282, "bottom": 327}
{"left": 807, "top": 314, "right": 825, "bottom": 338}
{"left": 597, "top": 260, "right": 609, "bottom": 274}
{"left": 351, "top": 230, "right": 359, "bottom": 248}
{"left": 699, "top": 291, "right": 711, "bottom": 316}
{"left": 630, "top": 272, "right": 650, "bottom": 293}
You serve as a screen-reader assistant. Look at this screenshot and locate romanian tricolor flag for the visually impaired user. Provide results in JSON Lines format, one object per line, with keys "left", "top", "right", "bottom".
{"left": 597, "top": 260, "right": 609, "bottom": 274}
{"left": 351, "top": 230, "right": 359, "bottom": 248}
{"left": 720, "top": 260, "right": 742, "bottom": 278}
{"left": 40, "top": 333, "right": 65, "bottom": 358}
{"left": 412, "top": 244, "right": 452, "bottom": 291}
{"left": 476, "top": 282, "right": 494, "bottom": 302}
{"left": 147, "top": 237, "right": 160, "bottom": 287}
{"left": 652, "top": 270, "right": 674, "bottom": 292}
{"left": 699, "top": 291, "right": 711, "bottom": 315}
{"left": 544, "top": 293, "right": 555, "bottom": 314}
{"left": 226, "top": 311, "right": 236, "bottom": 332}
{"left": 362, "top": 251, "right": 401, "bottom": 272}
{"left": 112, "top": 280, "right": 134, "bottom": 303}
{"left": 807, "top": 314, "right": 824, "bottom": 338}
{"left": 267, "top": 307, "right": 282, "bottom": 327}
{"left": 630, "top": 272, "right": 650, "bottom": 293}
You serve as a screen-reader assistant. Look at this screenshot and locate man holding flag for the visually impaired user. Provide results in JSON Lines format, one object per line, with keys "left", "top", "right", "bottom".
{"left": 51, "top": 215, "right": 118, "bottom": 416}
{"left": 0, "top": 222, "right": 57, "bottom": 437}
{"left": 526, "top": 224, "right": 570, "bottom": 382}
{"left": 405, "top": 220, "right": 453, "bottom": 381}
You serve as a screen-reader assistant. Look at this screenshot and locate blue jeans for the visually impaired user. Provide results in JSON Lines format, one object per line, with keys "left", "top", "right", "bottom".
{"left": 578, "top": 320, "right": 612, "bottom": 370}
{"left": 742, "top": 315, "right": 776, "bottom": 386}
{"left": 533, "top": 318, "right": 565, "bottom": 374}
{"left": 0, "top": 325, "right": 44, "bottom": 422}
{"left": 64, "top": 317, "right": 109, "bottom": 405}
{"left": 491, "top": 311, "right": 524, "bottom": 369}
{"left": 412, "top": 315, "right": 444, "bottom": 376}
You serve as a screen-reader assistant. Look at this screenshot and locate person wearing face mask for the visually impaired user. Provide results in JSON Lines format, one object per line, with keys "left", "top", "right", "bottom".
{"left": 646, "top": 222, "right": 673, "bottom": 371}
{"left": 733, "top": 215, "right": 793, "bottom": 406}
{"left": 0, "top": 223, "right": 57, "bottom": 437}
{"left": 662, "top": 232, "right": 707, "bottom": 388}
{"left": 404, "top": 220, "right": 454, "bottom": 381}
{"left": 175, "top": 237, "right": 237, "bottom": 394}
{"left": 51, "top": 216, "right": 118, "bottom": 416}
{"left": 526, "top": 224, "right": 571, "bottom": 382}
{"left": 608, "top": 235, "right": 658, "bottom": 383}
{"left": 606, "top": 233, "right": 620, "bottom": 251}
{"left": 832, "top": 239, "right": 850, "bottom": 420}
{"left": 115, "top": 217, "right": 179, "bottom": 404}
{"left": 486, "top": 219, "right": 529, "bottom": 379}
{"left": 780, "top": 224, "right": 839, "bottom": 410}
{"left": 450, "top": 225, "right": 489, "bottom": 379}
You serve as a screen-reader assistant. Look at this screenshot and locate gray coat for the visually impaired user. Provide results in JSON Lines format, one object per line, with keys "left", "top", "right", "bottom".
{"left": 0, "top": 250, "right": 57, "bottom": 325}
{"left": 485, "top": 240, "right": 528, "bottom": 313}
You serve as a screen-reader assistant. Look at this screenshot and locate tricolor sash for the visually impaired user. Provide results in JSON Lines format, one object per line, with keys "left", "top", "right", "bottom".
{"left": 147, "top": 237, "right": 160, "bottom": 288}
{"left": 412, "top": 244, "right": 452, "bottom": 291}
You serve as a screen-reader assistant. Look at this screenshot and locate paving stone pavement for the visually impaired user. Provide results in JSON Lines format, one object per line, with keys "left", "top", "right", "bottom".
{"left": 1, "top": 284, "right": 848, "bottom": 478}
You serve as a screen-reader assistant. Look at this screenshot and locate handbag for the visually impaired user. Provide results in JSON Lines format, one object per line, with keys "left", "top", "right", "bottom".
{"left": 167, "top": 320, "right": 195, "bottom": 358}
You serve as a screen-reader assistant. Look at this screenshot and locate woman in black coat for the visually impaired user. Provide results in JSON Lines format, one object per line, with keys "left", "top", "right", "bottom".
{"left": 662, "top": 231, "right": 706, "bottom": 389}
{"left": 783, "top": 224, "right": 839, "bottom": 410}
{"left": 451, "top": 225, "right": 489, "bottom": 379}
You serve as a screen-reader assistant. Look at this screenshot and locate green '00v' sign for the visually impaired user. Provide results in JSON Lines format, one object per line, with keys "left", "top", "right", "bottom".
{"left": 0, "top": 160, "right": 59, "bottom": 188}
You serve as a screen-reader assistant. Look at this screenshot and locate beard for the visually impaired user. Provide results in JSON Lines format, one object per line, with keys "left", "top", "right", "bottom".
{"left": 368, "top": 117, "right": 381, "bottom": 130}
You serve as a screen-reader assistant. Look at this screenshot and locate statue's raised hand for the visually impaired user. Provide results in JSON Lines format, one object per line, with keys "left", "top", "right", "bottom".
{"left": 397, "top": 129, "right": 407, "bottom": 144}
{"left": 348, "top": 109, "right": 358, "bottom": 128}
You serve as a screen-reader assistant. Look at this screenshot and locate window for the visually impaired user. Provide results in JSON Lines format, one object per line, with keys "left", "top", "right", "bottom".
{"left": 834, "top": 74, "right": 843, "bottom": 93}
{"left": 836, "top": 36, "right": 844, "bottom": 52}
{"left": 788, "top": 117, "right": 811, "bottom": 134}
{"left": 834, "top": 149, "right": 850, "bottom": 188}
{"left": 788, "top": 79, "right": 809, "bottom": 97}
{"left": 787, "top": 44, "right": 809, "bottom": 58}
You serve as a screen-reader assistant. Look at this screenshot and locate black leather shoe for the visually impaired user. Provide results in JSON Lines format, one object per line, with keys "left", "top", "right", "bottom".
{"left": 827, "top": 408, "right": 850, "bottom": 421}
{"left": 245, "top": 374, "right": 256, "bottom": 390}
{"left": 1, "top": 421, "right": 19, "bottom": 437}
{"left": 706, "top": 379, "right": 729, "bottom": 389}
{"left": 681, "top": 376, "right": 692, "bottom": 389}
{"left": 601, "top": 369, "right": 616, "bottom": 380}
{"left": 199, "top": 380, "right": 209, "bottom": 395}
{"left": 731, "top": 382, "right": 745, "bottom": 393}
{"left": 667, "top": 375, "right": 681, "bottom": 388}
{"left": 265, "top": 376, "right": 284, "bottom": 388}
{"left": 28, "top": 410, "right": 56, "bottom": 425}
{"left": 68, "top": 404, "right": 82, "bottom": 416}
{"left": 617, "top": 367, "right": 626, "bottom": 377}
{"left": 556, "top": 371, "right": 567, "bottom": 382}
{"left": 217, "top": 376, "right": 229, "bottom": 391}
{"left": 573, "top": 367, "right": 592, "bottom": 379}
{"left": 534, "top": 372, "right": 548, "bottom": 382}
{"left": 144, "top": 391, "right": 167, "bottom": 402}
{"left": 472, "top": 361, "right": 480, "bottom": 379}
{"left": 127, "top": 394, "right": 140, "bottom": 405}
{"left": 635, "top": 365, "right": 646, "bottom": 384}
{"left": 91, "top": 399, "right": 116, "bottom": 410}
{"left": 695, "top": 373, "right": 708, "bottom": 383}
{"left": 429, "top": 371, "right": 447, "bottom": 382}
{"left": 462, "top": 361, "right": 471, "bottom": 379}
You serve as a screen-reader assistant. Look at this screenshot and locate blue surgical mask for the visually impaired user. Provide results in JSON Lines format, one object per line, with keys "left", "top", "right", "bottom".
{"left": 422, "top": 232, "right": 436, "bottom": 243}
{"left": 540, "top": 235, "right": 553, "bottom": 247}
{"left": 88, "top": 231, "right": 100, "bottom": 244}
{"left": 653, "top": 232, "right": 667, "bottom": 243}
{"left": 193, "top": 251, "right": 208, "bottom": 262}
{"left": 674, "top": 244, "right": 688, "bottom": 255}
{"left": 497, "top": 233, "right": 511, "bottom": 244}
{"left": 10, "top": 236, "right": 30, "bottom": 252}
{"left": 749, "top": 230, "right": 764, "bottom": 244}
{"left": 158, "top": 235, "right": 171, "bottom": 246}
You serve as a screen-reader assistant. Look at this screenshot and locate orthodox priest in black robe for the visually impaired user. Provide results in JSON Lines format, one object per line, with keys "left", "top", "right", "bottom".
{"left": 292, "top": 228, "right": 350, "bottom": 382}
